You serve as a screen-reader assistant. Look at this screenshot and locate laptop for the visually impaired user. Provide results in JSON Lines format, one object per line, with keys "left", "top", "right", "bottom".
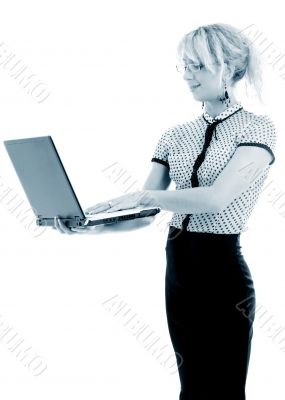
{"left": 3, "top": 136, "right": 161, "bottom": 228}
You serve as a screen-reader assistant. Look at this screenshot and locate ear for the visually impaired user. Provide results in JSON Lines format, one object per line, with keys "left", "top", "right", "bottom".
{"left": 224, "top": 61, "right": 235, "bottom": 81}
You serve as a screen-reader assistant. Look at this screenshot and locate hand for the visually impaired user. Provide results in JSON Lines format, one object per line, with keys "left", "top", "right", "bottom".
{"left": 52, "top": 215, "right": 154, "bottom": 235}
{"left": 53, "top": 216, "right": 104, "bottom": 235}
{"left": 84, "top": 191, "right": 156, "bottom": 215}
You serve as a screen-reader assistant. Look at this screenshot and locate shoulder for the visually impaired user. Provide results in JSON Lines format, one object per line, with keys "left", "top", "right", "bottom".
{"left": 158, "top": 116, "right": 201, "bottom": 143}
{"left": 243, "top": 110, "right": 276, "bottom": 130}
{"left": 238, "top": 111, "right": 277, "bottom": 140}
{"left": 168, "top": 115, "right": 204, "bottom": 137}
{"left": 236, "top": 111, "right": 278, "bottom": 162}
{"left": 252, "top": 113, "right": 276, "bottom": 129}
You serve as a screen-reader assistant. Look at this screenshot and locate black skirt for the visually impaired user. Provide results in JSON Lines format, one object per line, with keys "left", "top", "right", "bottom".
{"left": 165, "top": 226, "right": 256, "bottom": 400}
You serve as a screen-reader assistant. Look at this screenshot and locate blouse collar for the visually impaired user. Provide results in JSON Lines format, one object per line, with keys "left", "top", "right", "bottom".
{"left": 203, "top": 101, "right": 243, "bottom": 124}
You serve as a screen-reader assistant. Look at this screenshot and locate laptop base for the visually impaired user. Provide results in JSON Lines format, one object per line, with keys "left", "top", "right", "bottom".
{"left": 36, "top": 208, "right": 160, "bottom": 228}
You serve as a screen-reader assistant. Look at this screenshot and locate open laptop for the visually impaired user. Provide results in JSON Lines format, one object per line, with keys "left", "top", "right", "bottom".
{"left": 3, "top": 136, "right": 161, "bottom": 228}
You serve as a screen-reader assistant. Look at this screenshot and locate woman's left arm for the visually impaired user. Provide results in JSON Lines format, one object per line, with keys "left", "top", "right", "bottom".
{"left": 90, "top": 145, "right": 272, "bottom": 215}
{"left": 142, "top": 145, "right": 273, "bottom": 214}
{"left": 142, "top": 186, "right": 218, "bottom": 214}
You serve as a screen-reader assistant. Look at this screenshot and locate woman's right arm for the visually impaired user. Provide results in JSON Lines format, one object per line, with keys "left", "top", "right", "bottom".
{"left": 96, "top": 162, "right": 171, "bottom": 232}
{"left": 108, "top": 162, "right": 171, "bottom": 230}
{"left": 53, "top": 163, "right": 171, "bottom": 234}
{"left": 142, "top": 162, "right": 171, "bottom": 191}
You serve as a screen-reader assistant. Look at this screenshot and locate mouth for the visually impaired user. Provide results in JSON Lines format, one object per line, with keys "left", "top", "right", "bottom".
{"left": 190, "top": 84, "right": 201, "bottom": 90}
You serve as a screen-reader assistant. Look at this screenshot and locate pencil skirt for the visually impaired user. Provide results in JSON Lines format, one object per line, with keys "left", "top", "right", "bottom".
{"left": 165, "top": 226, "right": 256, "bottom": 400}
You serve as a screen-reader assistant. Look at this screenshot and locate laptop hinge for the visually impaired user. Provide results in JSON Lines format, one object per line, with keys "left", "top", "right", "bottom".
{"left": 36, "top": 215, "right": 84, "bottom": 227}
{"left": 36, "top": 215, "right": 43, "bottom": 226}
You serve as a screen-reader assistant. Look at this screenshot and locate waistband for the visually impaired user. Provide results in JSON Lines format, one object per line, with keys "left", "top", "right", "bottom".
{"left": 167, "top": 226, "right": 241, "bottom": 244}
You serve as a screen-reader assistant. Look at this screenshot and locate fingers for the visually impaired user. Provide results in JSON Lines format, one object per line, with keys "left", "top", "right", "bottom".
{"left": 85, "top": 202, "right": 111, "bottom": 215}
{"left": 71, "top": 225, "right": 102, "bottom": 234}
{"left": 106, "top": 205, "right": 123, "bottom": 213}
{"left": 84, "top": 192, "right": 139, "bottom": 215}
{"left": 53, "top": 216, "right": 76, "bottom": 235}
{"left": 70, "top": 227, "right": 90, "bottom": 233}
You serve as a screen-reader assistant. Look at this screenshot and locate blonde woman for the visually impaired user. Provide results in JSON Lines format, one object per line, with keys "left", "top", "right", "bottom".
{"left": 54, "top": 23, "right": 277, "bottom": 400}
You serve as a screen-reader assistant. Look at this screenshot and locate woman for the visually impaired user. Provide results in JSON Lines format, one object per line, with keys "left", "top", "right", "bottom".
{"left": 54, "top": 23, "right": 277, "bottom": 400}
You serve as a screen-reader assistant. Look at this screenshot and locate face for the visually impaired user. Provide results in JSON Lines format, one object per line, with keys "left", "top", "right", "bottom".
{"left": 182, "top": 57, "right": 227, "bottom": 102}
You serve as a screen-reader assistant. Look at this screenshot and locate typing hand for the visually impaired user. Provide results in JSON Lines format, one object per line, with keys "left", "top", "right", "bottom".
{"left": 84, "top": 192, "right": 142, "bottom": 215}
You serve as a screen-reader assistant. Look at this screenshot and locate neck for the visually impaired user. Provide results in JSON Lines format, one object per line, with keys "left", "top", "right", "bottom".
{"left": 204, "top": 96, "right": 239, "bottom": 118}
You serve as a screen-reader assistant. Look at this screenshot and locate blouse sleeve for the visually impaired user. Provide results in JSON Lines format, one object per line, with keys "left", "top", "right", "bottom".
{"left": 151, "top": 128, "right": 172, "bottom": 169}
{"left": 237, "top": 114, "right": 277, "bottom": 165}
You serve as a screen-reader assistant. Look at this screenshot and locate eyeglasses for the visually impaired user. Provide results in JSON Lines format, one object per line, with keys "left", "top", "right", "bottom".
{"left": 176, "top": 63, "right": 204, "bottom": 73}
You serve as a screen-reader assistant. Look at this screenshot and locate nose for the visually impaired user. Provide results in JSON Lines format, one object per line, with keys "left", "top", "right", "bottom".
{"left": 183, "top": 68, "right": 195, "bottom": 81}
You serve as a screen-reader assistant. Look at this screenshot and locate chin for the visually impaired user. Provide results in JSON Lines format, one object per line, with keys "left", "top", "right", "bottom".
{"left": 191, "top": 93, "right": 203, "bottom": 101}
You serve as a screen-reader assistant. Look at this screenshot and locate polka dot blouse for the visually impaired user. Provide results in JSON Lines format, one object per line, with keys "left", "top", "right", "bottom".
{"left": 151, "top": 101, "right": 277, "bottom": 234}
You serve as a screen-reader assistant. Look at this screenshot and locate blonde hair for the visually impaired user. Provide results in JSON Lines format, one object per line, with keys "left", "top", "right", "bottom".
{"left": 177, "top": 23, "right": 263, "bottom": 102}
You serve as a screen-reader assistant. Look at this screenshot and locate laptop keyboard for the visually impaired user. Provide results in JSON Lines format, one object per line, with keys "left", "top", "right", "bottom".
{"left": 85, "top": 206, "right": 156, "bottom": 220}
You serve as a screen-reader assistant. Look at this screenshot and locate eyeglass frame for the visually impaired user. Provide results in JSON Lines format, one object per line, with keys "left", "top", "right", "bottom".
{"left": 176, "top": 60, "right": 228, "bottom": 73}
{"left": 176, "top": 63, "right": 204, "bottom": 73}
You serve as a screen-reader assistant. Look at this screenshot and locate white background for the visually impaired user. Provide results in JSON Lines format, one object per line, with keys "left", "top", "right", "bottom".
{"left": 0, "top": 1, "right": 284, "bottom": 399}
